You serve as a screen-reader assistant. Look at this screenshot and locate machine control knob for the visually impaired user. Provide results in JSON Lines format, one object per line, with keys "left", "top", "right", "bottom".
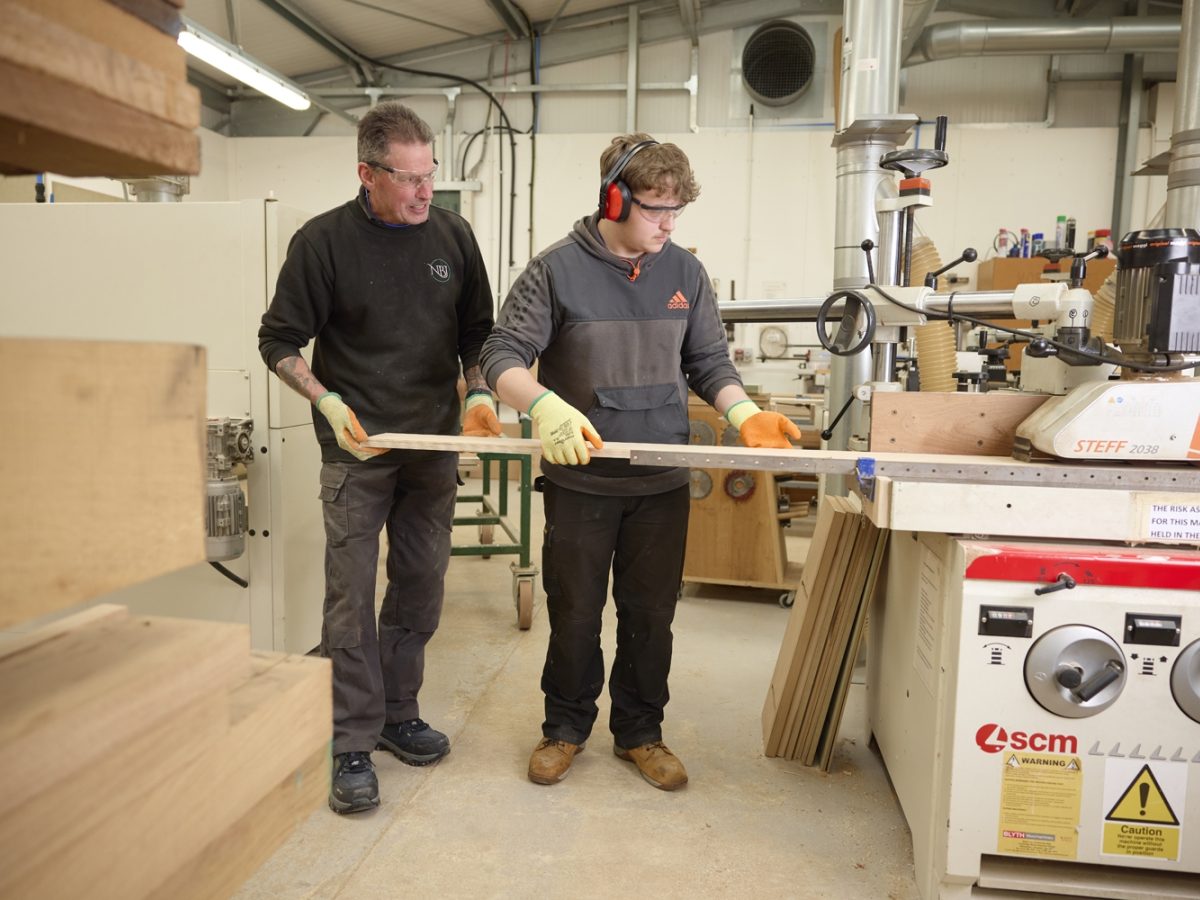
{"left": 1034, "top": 572, "right": 1077, "bottom": 596}
{"left": 1076, "top": 659, "right": 1125, "bottom": 702}
{"left": 1054, "top": 664, "right": 1083, "bottom": 690}
{"left": 1025, "top": 624, "right": 1127, "bottom": 718}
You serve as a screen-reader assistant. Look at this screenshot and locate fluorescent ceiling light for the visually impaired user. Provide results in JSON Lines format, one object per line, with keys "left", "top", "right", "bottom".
{"left": 178, "top": 18, "right": 311, "bottom": 111}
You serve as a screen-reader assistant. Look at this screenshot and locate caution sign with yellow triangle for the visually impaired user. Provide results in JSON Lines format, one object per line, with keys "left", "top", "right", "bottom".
{"left": 1102, "top": 762, "right": 1183, "bottom": 860}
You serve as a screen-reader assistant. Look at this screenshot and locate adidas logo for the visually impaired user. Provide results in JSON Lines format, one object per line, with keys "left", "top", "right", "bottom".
{"left": 667, "top": 291, "right": 689, "bottom": 310}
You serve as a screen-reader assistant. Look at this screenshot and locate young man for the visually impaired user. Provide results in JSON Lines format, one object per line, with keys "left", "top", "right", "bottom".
{"left": 259, "top": 102, "right": 501, "bottom": 814}
{"left": 480, "top": 134, "right": 798, "bottom": 791}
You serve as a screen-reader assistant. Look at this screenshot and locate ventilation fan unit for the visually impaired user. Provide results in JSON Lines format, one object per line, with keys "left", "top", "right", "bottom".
{"left": 731, "top": 19, "right": 828, "bottom": 121}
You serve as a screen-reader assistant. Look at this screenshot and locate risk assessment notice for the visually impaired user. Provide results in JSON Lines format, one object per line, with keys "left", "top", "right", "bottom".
{"left": 1134, "top": 494, "right": 1200, "bottom": 543}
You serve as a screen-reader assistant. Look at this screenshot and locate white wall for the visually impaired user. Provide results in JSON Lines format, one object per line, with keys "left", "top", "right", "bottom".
{"left": 185, "top": 122, "right": 1154, "bottom": 307}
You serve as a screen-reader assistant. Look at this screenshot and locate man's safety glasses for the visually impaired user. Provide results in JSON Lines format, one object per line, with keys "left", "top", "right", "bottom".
{"left": 631, "top": 196, "right": 687, "bottom": 223}
{"left": 367, "top": 160, "right": 439, "bottom": 189}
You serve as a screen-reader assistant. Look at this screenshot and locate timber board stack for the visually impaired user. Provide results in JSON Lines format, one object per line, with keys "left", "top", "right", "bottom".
{"left": 761, "top": 495, "right": 890, "bottom": 770}
{"left": 0, "top": 338, "right": 330, "bottom": 900}
{"left": 0, "top": 0, "right": 200, "bottom": 175}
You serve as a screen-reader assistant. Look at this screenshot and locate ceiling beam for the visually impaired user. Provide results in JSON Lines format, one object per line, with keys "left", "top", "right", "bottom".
{"left": 486, "top": 0, "right": 532, "bottom": 38}
{"left": 255, "top": 0, "right": 379, "bottom": 84}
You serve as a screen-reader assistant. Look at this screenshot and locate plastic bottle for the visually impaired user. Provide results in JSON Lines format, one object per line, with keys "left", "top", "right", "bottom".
{"left": 1065, "top": 217, "right": 1076, "bottom": 252}
{"left": 1031, "top": 232, "right": 1045, "bottom": 256}
{"left": 1095, "top": 228, "right": 1113, "bottom": 254}
{"left": 1020, "top": 228, "right": 1031, "bottom": 258}
{"left": 1055, "top": 215, "right": 1066, "bottom": 249}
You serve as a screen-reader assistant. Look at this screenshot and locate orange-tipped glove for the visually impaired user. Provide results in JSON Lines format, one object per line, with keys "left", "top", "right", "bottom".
{"left": 528, "top": 390, "right": 604, "bottom": 465}
{"left": 316, "top": 392, "right": 387, "bottom": 461}
{"left": 725, "top": 399, "right": 801, "bottom": 449}
{"left": 462, "top": 392, "right": 502, "bottom": 437}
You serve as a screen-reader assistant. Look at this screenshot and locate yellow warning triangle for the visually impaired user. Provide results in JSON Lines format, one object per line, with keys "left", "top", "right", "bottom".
{"left": 1105, "top": 765, "right": 1180, "bottom": 826}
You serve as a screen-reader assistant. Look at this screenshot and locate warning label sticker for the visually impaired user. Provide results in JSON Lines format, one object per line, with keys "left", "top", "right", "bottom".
{"left": 997, "top": 752, "right": 1082, "bottom": 860}
{"left": 1102, "top": 761, "right": 1186, "bottom": 861}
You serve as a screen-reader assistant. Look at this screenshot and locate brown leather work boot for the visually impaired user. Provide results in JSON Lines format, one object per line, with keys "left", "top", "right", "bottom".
{"left": 614, "top": 741, "right": 688, "bottom": 791}
{"left": 528, "top": 738, "right": 584, "bottom": 785}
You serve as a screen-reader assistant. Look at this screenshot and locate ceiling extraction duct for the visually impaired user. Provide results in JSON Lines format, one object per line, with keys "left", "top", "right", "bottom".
{"left": 905, "top": 16, "right": 1181, "bottom": 65}
{"left": 1166, "top": 0, "right": 1199, "bottom": 228}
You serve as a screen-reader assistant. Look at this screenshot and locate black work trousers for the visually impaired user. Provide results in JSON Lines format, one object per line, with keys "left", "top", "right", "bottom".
{"left": 539, "top": 480, "right": 690, "bottom": 749}
{"left": 318, "top": 451, "right": 458, "bottom": 755}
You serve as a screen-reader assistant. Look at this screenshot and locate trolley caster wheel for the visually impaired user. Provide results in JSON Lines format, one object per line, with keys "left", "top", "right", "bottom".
{"left": 479, "top": 524, "right": 494, "bottom": 559}
{"left": 515, "top": 578, "right": 534, "bottom": 630}
{"left": 779, "top": 591, "right": 796, "bottom": 609}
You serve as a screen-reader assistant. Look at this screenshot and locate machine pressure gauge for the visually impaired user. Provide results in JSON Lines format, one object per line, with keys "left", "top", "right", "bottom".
{"left": 758, "top": 325, "right": 789, "bottom": 359}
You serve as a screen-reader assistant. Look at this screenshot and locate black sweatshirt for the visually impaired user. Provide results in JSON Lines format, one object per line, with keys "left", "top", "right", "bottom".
{"left": 259, "top": 190, "right": 494, "bottom": 462}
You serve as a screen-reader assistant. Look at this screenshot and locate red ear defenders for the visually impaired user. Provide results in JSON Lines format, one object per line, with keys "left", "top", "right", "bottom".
{"left": 598, "top": 139, "right": 659, "bottom": 222}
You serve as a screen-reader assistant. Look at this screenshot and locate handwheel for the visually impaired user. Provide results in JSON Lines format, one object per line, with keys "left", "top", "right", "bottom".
{"left": 779, "top": 591, "right": 796, "bottom": 609}
{"left": 515, "top": 578, "right": 534, "bottom": 630}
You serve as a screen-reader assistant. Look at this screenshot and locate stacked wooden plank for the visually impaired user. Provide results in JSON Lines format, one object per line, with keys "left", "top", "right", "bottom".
{"left": 0, "top": 338, "right": 330, "bottom": 900}
{"left": 761, "top": 495, "right": 889, "bottom": 770}
{"left": 0, "top": 0, "right": 200, "bottom": 175}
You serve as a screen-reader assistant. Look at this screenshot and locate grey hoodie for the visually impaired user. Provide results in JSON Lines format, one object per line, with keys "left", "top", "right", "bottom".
{"left": 481, "top": 212, "right": 742, "bottom": 496}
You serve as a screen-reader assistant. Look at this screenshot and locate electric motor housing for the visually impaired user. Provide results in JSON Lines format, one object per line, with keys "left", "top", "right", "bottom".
{"left": 1114, "top": 228, "right": 1200, "bottom": 357}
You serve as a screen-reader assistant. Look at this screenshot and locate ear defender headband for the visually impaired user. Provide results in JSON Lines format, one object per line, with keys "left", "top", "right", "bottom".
{"left": 599, "top": 139, "right": 659, "bottom": 222}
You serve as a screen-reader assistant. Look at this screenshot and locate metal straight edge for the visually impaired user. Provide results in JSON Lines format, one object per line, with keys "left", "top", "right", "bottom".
{"left": 626, "top": 449, "right": 1200, "bottom": 491}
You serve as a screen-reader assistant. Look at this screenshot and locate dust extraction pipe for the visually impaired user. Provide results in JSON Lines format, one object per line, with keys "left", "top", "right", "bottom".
{"left": 906, "top": 16, "right": 1180, "bottom": 65}
{"left": 1166, "top": 0, "right": 1200, "bottom": 228}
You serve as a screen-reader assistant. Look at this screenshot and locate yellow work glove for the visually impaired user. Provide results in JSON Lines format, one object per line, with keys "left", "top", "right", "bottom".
{"left": 462, "top": 392, "right": 502, "bottom": 437}
{"left": 725, "top": 399, "right": 801, "bottom": 449}
{"left": 528, "top": 390, "right": 604, "bottom": 465}
{"left": 316, "top": 392, "right": 386, "bottom": 461}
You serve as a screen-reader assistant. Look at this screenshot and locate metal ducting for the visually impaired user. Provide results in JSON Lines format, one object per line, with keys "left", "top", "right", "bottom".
{"left": 906, "top": 16, "right": 1181, "bottom": 65}
{"left": 741, "top": 20, "right": 817, "bottom": 107}
{"left": 1166, "top": 0, "right": 1200, "bottom": 228}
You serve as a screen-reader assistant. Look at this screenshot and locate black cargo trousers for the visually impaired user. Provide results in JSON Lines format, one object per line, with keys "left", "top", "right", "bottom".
{"left": 539, "top": 480, "right": 690, "bottom": 750}
{"left": 318, "top": 451, "right": 459, "bottom": 756}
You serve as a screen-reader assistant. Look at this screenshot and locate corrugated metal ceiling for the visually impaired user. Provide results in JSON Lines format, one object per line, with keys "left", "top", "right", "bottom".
{"left": 185, "top": 0, "right": 639, "bottom": 85}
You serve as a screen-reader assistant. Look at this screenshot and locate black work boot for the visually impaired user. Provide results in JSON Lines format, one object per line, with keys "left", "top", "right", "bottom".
{"left": 377, "top": 718, "right": 450, "bottom": 766}
{"left": 329, "top": 751, "right": 380, "bottom": 814}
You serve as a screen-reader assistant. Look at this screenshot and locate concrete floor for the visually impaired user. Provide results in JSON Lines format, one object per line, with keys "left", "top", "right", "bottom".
{"left": 235, "top": 478, "right": 920, "bottom": 900}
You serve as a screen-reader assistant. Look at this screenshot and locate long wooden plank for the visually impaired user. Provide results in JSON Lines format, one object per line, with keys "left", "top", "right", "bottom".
{"left": 0, "top": 2, "right": 200, "bottom": 129}
{"left": 0, "top": 339, "right": 207, "bottom": 626}
{"left": 5, "top": 652, "right": 331, "bottom": 900}
{"left": 0, "top": 611, "right": 250, "bottom": 818}
{"left": 365, "top": 430, "right": 1152, "bottom": 475}
{"left": 0, "top": 59, "right": 199, "bottom": 176}
{"left": 14, "top": 0, "right": 186, "bottom": 79}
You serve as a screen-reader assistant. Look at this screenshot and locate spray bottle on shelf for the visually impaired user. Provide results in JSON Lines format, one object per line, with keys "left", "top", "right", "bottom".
{"left": 1055, "top": 215, "right": 1066, "bottom": 250}
{"left": 1019, "top": 228, "right": 1031, "bottom": 258}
